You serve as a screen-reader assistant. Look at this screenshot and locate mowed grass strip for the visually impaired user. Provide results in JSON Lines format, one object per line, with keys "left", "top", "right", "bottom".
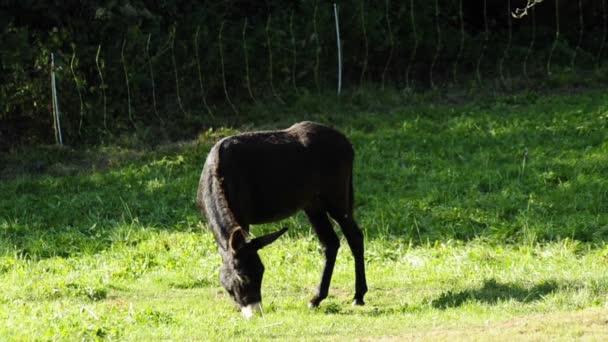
{"left": 1, "top": 89, "right": 608, "bottom": 339}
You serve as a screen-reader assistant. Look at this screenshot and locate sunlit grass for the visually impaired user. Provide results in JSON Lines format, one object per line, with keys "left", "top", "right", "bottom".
{"left": 1, "top": 234, "right": 607, "bottom": 340}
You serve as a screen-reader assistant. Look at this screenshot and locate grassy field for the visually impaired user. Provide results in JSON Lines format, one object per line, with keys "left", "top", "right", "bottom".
{"left": 2, "top": 89, "right": 608, "bottom": 340}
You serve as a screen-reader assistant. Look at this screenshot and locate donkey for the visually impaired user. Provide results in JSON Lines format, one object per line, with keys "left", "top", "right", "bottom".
{"left": 196, "top": 121, "right": 367, "bottom": 318}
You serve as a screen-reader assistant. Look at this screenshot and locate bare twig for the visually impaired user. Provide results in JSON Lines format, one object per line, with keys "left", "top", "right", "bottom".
{"left": 95, "top": 44, "right": 108, "bottom": 131}
{"left": 570, "top": 0, "right": 583, "bottom": 68}
{"left": 70, "top": 45, "right": 85, "bottom": 135}
{"left": 219, "top": 21, "right": 238, "bottom": 115}
{"left": 80, "top": 306, "right": 99, "bottom": 320}
{"left": 170, "top": 26, "right": 187, "bottom": 118}
{"left": 523, "top": 7, "right": 536, "bottom": 79}
{"left": 430, "top": 0, "right": 441, "bottom": 89}
{"left": 194, "top": 26, "right": 213, "bottom": 117}
{"left": 242, "top": 19, "right": 258, "bottom": 105}
{"left": 290, "top": 10, "right": 298, "bottom": 94}
{"left": 476, "top": 0, "right": 489, "bottom": 85}
{"left": 499, "top": 0, "right": 512, "bottom": 87}
{"left": 313, "top": 0, "right": 321, "bottom": 93}
{"left": 146, "top": 34, "right": 158, "bottom": 119}
{"left": 121, "top": 37, "right": 135, "bottom": 128}
{"left": 359, "top": 0, "right": 369, "bottom": 86}
{"left": 381, "top": 0, "right": 394, "bottom": 90}
{"left": 405, "top": 0, "right": 418, "bottom": 90}
{"left": 512, "top": 0, "right": 545, "bottom": 19}
{"left": 597, "top": 0, "right": 607, "bottom": 71}
{"left": 266, "top": 14, "right": 284, "bottom": 104}
{"left": 452, "top": 0, "right": 465, "bottom": 85}
{"left": 146, "top": 34, "right": 164, "bottom": 125}
{"left": 547, "top": 0, "right": 559, "bottom": 76}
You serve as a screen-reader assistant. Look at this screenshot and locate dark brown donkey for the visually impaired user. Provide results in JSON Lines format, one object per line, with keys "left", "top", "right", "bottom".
{"left": 196, "top": 121, "right": 367, "bottom": 318}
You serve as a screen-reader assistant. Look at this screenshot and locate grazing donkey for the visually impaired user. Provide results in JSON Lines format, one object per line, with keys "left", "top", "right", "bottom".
{"left": 196, "top": 121, "right": 367, "bottom": 318}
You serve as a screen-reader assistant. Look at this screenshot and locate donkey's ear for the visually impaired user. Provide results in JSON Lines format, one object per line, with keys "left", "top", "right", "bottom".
{"left": 250, "top": 227, "right": 288, "bottom": 251}
{"left": 229, "top": 227, "right": 247, "bottom": 254}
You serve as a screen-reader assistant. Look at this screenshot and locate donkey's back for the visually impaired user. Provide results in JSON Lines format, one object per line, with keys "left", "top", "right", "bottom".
{"left": 198, "top": 121, "right": 354, "bottom": 226}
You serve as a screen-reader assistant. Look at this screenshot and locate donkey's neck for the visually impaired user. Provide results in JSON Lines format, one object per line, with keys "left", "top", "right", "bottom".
{"left": 201, "top": 141, "right": 247, "bottom": 252}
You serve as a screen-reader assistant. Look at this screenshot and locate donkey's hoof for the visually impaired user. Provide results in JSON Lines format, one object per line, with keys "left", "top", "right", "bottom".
{"left": 352, "top": 298, "right": 365, "bottom": 306}
{"left": 308, "top": 296, "right": 323, "bottom": 308}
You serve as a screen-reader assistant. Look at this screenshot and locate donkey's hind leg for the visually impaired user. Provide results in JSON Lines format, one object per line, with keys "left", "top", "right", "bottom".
{"left": 330, "top": 211, "right": 368, "bottom": 305}
{"left": 305, "top": 208, "right": 340, "bottom": 308}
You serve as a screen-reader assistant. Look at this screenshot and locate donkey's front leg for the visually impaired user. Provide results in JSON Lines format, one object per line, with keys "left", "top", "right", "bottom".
{"left": 306, "top": 209, "right": 340, "bottom": 308}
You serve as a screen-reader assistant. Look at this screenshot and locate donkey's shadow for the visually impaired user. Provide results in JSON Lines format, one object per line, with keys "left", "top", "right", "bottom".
{"left": 431, "top": 278, "right": 558, "bottom": 309}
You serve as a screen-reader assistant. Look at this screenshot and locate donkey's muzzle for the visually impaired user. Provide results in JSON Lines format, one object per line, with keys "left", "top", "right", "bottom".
{"left": 241, "top": 302, "right": 262, "bottom": 319}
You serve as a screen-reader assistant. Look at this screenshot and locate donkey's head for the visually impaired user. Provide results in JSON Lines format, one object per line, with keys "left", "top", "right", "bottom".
{"left": 220, "top": 227, "right": 288, "bottom": 318}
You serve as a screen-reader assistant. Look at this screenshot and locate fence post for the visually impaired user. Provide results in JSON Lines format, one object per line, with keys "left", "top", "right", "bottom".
{"left": 476, "top": 0, "right": 489, "bottom": 86}
{"left": 359, "top": 0, "right": 368, "bottom": 87}
{"left": 313, "top": 0, "right": 321, "bottom": 93}
{"left": 430, "top": 0, "right": 441, "bottom": 89}
{"left": 547, "top": 0, "right": 559, "bottom": 76}
{"left": 290, "top": 10, "right": 299, "bottom": 94}
{"left": 452, "top": 0, "right": 465, "bottom": 85}
{"left": 382, "top": 0, "right": 394, "bottom": 90}
{"left": 333, "top": 3, "right": 342, "bottom": 96}
{"left": 69, "top": 46, "right": 85, "bottom": 136}
{"left": 597, "top": 0, "right": 607, "bottom": 71}
{"left": 51, "top": 53, "right": 63, "bottom": 145}
{"left": 570, "top": 0, "right": 583, "bottom": 68}
{"left": 95, "top": 45, "right": 108, "bottom": 132}
{"left": 121, "top": 38, "right": 135, "bottom": 127}
{"left": 405, "top": 0, "right": 418, "bottom": 90}
{"left": 146, "top": 34, "right": 164, "bottom": 124}
{"left": 523, "top": 7, "right": 536, "bottom": 79}
{"left": 499, "top": 0, "right": 513, "bottom": 87}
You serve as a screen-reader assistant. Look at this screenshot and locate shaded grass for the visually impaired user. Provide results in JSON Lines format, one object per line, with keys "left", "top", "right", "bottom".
{"left": 430, "top": 278, "right": 559, "bottom": 309}
{"left": 2, "top": 88, "right": 608, "bottom": 257}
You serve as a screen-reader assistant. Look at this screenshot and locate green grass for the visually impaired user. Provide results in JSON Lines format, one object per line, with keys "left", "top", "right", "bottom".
{"left": 2, "top": 88, "right": 608, "bottom": 340}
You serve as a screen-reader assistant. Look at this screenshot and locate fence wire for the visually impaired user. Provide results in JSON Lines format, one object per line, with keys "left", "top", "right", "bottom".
{"left": 2, "top": 1, "right": 608, "bottom": 147}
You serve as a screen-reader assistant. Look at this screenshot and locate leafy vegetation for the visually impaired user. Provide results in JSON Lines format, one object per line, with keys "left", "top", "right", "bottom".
{"left": 1, "top": 88, "right": 608, "bottom": 339}
{"left": 2, "top": 1, "right": 607, "bottom": 148}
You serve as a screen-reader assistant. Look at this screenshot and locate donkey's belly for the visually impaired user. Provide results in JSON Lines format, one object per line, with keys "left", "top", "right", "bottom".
{"left": 249, "top": 186, "right": 315, "bottom": 224}
{"left": 249, "top": 206, "right": 302, "bottom": 224}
